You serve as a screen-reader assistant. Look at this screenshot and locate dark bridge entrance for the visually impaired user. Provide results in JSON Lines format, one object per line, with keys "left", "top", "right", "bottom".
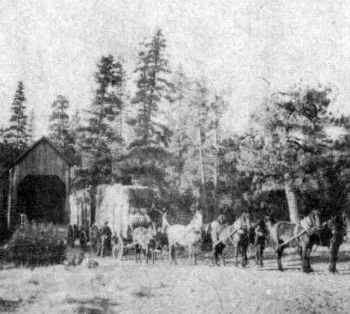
{"left": 0, "top": 137, "right": 71, "bottom": 232}
{"left": 17, "top": 175, "right": 66, "bottom": 224}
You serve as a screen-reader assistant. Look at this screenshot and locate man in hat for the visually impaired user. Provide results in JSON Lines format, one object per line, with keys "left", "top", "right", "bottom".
{"left": 211, "top": 212, "right": 227, "bottom": 247}
{"left": 100, "top": 221, "right": 112, "bottom": 257}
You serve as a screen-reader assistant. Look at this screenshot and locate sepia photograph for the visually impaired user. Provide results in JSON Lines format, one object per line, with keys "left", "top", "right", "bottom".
{"left": 0, "top": 1, "right": 350, "bottom": 313}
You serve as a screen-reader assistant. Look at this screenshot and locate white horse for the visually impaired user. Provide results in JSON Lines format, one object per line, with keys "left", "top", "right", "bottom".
{"left": 162, "top": 210, "right": 203, "bottom": 265}
{"left": 132, "top": 225, "right": 157, "bottom": 263}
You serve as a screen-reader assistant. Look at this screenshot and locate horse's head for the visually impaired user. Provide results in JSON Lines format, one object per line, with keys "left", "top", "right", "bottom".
{"left": 191, "top": 210, "right": 203, "bottom": 232}
{"left": 311, "top": 209, "right": 322, "bottom": 229}
{"left": 217, "top": 213, "right": 226, "bottom": 224}
{"left": 242, "top": 212, "right": 252, "bottom": 229}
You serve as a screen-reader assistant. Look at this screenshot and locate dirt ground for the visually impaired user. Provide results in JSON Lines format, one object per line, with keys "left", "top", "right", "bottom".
{"left": 1, "top": 244, "right": 350, "bottom": 314}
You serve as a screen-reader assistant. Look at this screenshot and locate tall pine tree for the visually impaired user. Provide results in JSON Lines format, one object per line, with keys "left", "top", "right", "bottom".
{"left": 75, "top": 55, "right": 125, "bottom": 187}
{"left": 48, "top": 95, "right": 71, "bottom": 149}
{"left": 27, "top": 109, "right": 35, "bottom": 145}
{"left": 5, "top": 81, "right": 29, "bottom": 150}
{"left": 126, "top": 29, "right": 173, "bottom": 191}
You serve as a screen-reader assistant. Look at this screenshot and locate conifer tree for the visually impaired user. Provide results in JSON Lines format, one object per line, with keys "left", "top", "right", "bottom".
{"left": 27, "top": 109, "right": 35, "bottom": 145}
{"left": 5, "top": 81, "right": 29, "bottom": 150}
{"left": 48, "top": 95, "right": 71, "bottom": 149}
{"left": 76, "top": 55, "right": 125, "bottom": 187}
{"left": 70, "top": 109, "right": 81, "bottom": 136}
{"left": 126, "top": 29, "right": 173, "bottom": 190}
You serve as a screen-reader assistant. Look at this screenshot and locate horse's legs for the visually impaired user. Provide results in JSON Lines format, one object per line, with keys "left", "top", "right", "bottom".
{"left": 306, "top": 242, "right": 313, "bottom": 271}
{"left": 276, "top": 246, "right": 284, "bottom": 271}
{"left": 242, "top": 242, "right": 248, "bottom": 267}
{"left": 234, "top": 237, "right": 241, "bottom": 267}
{"left": 145, "top": 247, "right": 149, "bottom": 264}
{"left": 260, "top": 244, "right": 265, "bottom": 267}
{"left": 298, "top": 245, "right": 302, "bottom": 263}
{"left": 255, "top": 244, "right": 262, "bottom": 266}
{"left": 212, "top": 249, "right": 218, "bottom": 266}
{"left": 138, "top": 246, "right": 142, "bottom": 263}
{"left": 100, "top": 237, "right": 105, "bottom": 258}
{"left": 244, "top": 241, "right": 249, "bottom": 266}
{"left": 240, "top": 244, "right": 245, "bottom": 267}
{"left": 213, "top": 244, "right": 220, "bottom": 266}
{"left": 300, "top": 243, "right": 309, "bottom": 272}
{"left": 235, "top": 243, "right": 239, "bottom": 267}
{"left": 222, "top": 250, "right": 226, "bottom": 266}
{"left": 189, "top": 244, "right": 196, "bottom": 265}
{"left": 305, "top": 245, "right": 314, "bottom": 273}
{"left": 135, "top": 244, "right": 139, "bottom": 263}
{"left": 170, "top": 244, "right": 177, "bottom": 265}
{"left": 168, "top": 244, "right": 172, "bottom": 263}
{"left": 329, "top": 236, "right": 341, "bottom": 273}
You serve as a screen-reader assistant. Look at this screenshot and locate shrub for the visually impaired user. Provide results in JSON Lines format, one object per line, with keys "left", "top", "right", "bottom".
{"left": 6, "top": 222, "right": 66, "bottom": 267}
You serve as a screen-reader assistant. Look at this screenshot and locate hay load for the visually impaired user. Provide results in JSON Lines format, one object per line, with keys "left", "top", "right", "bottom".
{"left": 70, "top": 184, "right": 155, "bottom": 238}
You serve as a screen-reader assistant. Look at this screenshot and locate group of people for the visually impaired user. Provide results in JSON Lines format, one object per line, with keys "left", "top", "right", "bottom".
{"left": 66, "top": 221, "right": 113, "bottom": 254}
{"left": 66, "top": 206, "right": 348, "bottom": 273}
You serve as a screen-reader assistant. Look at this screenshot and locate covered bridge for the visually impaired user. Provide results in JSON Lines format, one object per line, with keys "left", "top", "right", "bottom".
{"left": 0, "top": 137, "right": 71, "bottom": 235}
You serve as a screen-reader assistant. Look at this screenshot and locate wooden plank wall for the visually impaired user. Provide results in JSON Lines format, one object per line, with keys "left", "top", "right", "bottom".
{"left": 8, "top": 141, "right": 70, "bottom": 228}
{"left": 15, "top": 141, "right": 68, "bottom": 184}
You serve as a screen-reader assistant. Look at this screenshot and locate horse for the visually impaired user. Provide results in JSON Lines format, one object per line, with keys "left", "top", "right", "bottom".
{"left": 162, "top": 210, "right": 203, "bottom": 265}
{"left": 265, "top": 209, "right": 321, "bottom": 273}
{"left": 210, "top": 213, "right": 252, "bottom": 267}
{"left": 132, "top": 226, "right": 157, "bottom": 263}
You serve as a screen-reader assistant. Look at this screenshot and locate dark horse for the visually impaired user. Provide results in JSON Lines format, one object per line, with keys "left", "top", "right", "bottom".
{"left": 211, "top": 213, "right": 252, "bottom": 267}
{"left": 265, "top": 210, "right": 321, "bottom": 272}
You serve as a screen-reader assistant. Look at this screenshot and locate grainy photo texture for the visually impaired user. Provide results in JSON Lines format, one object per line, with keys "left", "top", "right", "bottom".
{"left": 0, "top": 1, "right": 350, "bottom": 313}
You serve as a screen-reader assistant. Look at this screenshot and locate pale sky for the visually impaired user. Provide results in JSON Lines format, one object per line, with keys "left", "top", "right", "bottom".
{"left": 1, "top": 0, "right": 350, "bottom": 138}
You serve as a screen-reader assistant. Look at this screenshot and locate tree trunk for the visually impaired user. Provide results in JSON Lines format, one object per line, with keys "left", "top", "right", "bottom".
{"left": 213, "top": 112, "right": 219, "bottom": 220}
{"left": 197, "top": 126, "right": 208, "bottom": 221}
{"left": 284, "top": 180, "right": 300, "bottom": 223}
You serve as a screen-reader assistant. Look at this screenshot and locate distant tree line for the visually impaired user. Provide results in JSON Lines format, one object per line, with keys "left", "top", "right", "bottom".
{"left": 1, "top": 29, "right": 350, "bottom": 222}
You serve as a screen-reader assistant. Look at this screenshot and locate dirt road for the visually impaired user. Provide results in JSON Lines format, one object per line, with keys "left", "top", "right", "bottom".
{"left": 0, "top": 245, "right": 349, "bottom": 313}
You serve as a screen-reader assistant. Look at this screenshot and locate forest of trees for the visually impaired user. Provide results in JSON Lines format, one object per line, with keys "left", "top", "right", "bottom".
{"left": 1, "top": 29, "right": 350, "bottom": 223}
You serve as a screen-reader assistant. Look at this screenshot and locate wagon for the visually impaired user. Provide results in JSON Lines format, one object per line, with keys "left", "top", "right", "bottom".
{"left": 69, "top": 183, "right": 157, "bottom": 259}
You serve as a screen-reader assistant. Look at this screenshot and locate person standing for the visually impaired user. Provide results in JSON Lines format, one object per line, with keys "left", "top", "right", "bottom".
{"left": 328, "top": 213, "right": 346, "bottom": 273}
{"left": 100, "top": 221, "right": 112, "bottom": 257}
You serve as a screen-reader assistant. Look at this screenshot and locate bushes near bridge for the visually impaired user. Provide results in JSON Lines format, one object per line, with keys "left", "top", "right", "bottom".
{"left": 6, "top": 222, "right": 65, "bottom": 267}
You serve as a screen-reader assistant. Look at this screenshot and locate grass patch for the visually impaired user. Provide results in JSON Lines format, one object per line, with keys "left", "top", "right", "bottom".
{"left": 0, "top": 298, "right": 22, "bottom": 312}
{"left": 67, "top": 297, "right": 119, "bottom": 314}
{"left": 131, "top": 285, "right": 153, "bottom": 298}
